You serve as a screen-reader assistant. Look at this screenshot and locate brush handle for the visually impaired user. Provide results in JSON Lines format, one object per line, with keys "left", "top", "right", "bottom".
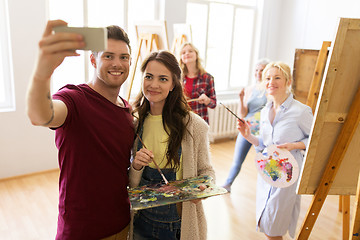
{"left": 152, "top": 158, "right": 169, "bottom": 185}
{"left": 187, "top": 98, "right": 200, "bottom": 103}
{"left": 136, "top": 134, "right": 170, "bottom": 184}
{"left": 219, "top": 102, "right": 245, "bottom": 123}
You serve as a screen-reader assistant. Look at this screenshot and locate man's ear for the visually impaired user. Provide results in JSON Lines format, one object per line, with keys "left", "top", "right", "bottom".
{"left": 90, "top": 53, "right": 97, "bottom": 68}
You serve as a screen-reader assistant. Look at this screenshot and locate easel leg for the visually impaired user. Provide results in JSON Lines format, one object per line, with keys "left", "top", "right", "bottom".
{"left": 126, "top": 39, "right": 143, "bottom": 101}
{"left": 343, "top": 195, "right": 350, "bottom": 240}
{"left": 350, "top": 171, "right": 360, "bottom": 240}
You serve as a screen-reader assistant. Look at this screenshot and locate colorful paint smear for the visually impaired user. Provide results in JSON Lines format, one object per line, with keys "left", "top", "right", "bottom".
{"left": 255, "top": 145, "right": 299, "bottom": 188}
{"left": 246, "top": 111, "right": 261, "bottom": 136}
{"left": 128, "top": 175, "right": 227, "bottom": 210}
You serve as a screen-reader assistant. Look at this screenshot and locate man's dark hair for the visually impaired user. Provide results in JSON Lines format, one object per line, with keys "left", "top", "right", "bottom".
{"left": 107, "top": 25, "right": 131, "bottom": 54}
{"left": 92, "top": 25, "right": 131, "bottom": 56}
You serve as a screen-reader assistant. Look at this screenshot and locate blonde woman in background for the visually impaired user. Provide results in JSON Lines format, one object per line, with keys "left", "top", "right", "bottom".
{"left": 179, "top": 42, "right": 217, "bottom": 124}
{"left": 222, "top": 58, "right": 270, "bottom": 192}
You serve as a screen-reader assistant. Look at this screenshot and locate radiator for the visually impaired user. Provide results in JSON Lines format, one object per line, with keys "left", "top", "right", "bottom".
{"left": 209, "top": 99, "right": 239, "bottom": 142}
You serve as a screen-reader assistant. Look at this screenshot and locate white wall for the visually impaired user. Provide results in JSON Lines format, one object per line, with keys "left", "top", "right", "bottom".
{"left": 260, "top": 0, "right": 360, "bottom": 66}
{"left": 1, "top": 0, "right": 360, "bottom": 179}
{"left": 0, "top": 0, "right": 58, "bottom": 179}
{"left": 160, "top": 0, "right": 187, "bottom": 45}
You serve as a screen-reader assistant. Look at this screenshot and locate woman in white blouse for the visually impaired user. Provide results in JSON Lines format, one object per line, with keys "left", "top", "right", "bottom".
{"left": 237, "top": 62, "right": 313, "bottom": 240}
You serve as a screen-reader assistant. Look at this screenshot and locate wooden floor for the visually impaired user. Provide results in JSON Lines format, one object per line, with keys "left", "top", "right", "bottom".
{"left": 0, "top": 139, "right": 353, "bottom": 239}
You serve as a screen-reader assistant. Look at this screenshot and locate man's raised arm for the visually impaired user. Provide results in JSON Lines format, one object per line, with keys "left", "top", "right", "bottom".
{"left": 26, "top": 20, "right": 85, "bottom": 128}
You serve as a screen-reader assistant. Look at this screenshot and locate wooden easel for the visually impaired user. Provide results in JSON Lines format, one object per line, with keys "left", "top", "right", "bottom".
{"left": 304, "top": 39, "right": 352, "bottom": 239}
{"left": 171, "top": 34, "right": 187, "bottom": 55}
{"left": 305, "top": 41, "right": 331, "bottom": 112}
{"left": 296, "top": 18, "right": 360, "bottom": 240}
{"left": 126, "top": 33, "right": 160, "bottom": 101}
{"left": 297, "top": 88, "right": 360, "bottom": 240}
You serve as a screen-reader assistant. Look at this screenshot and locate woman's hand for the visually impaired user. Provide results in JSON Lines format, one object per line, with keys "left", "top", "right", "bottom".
{"left": 191, "top": 184, "right": 208, "bottom": 204}
{"left": 198, "top": 94, "right": 211, "bottom": 105}
{"left": 237, "top": 119, "right": 260, "bottom": 146}
{"left": 237, "top": 119, "right": 251, "bottom": 138}
{"left": 239, "top": 88, "right": 245, "bottom": 102}
{"left": 132, "top": 148, "right": 154, "bottom": 170}
{"left": 277, "top": 142, "right": 306, "bottom": 151}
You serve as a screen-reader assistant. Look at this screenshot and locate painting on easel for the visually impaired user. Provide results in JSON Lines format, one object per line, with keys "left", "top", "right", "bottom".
{"left": 172, "top": 23, "right": 192, "bottom": 57}
{"left": 126, "top": 21, "right": 169, "bottom": 100}
{"left": 134, "top": 20, "right": 169, "bottom": 51}
{"left": 128, "top": 175, "right": 227, "bottom": 210}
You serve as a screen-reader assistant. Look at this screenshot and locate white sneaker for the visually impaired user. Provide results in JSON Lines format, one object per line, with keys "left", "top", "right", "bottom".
{"left": 222, "top": 184, "right": 231, "bottom": 193}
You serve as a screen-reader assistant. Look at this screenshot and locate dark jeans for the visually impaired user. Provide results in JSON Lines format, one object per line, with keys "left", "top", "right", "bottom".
{"left": 133, "top": 167, "right": 181, "bottom": 240}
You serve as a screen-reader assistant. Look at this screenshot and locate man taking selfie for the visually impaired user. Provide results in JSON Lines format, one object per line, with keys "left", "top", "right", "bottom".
{"left": 26, "top": 20, "right": 134, "bottom": 240}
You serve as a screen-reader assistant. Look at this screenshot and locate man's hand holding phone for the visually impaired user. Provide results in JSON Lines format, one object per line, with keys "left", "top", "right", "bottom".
{"left": 53, "top": 25, "right": 107, "bottom": 51}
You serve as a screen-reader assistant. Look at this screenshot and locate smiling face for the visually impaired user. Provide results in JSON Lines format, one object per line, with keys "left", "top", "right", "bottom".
{"left": 91, "top": 39, "right": 131, "bottom": 90}
{"left": 180, "top": 44, "right": 197, "bottom": 65}
{"left": 142, "top": 60, "right": 174, "bottom": 115}
{"left": 255, "top": 64, "right": 266, "bottom": 82}
{"left": 264, "top": 67, "right": 291, "bottom": 98}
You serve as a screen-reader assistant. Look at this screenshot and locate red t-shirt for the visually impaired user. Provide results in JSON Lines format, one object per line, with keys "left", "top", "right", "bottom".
{"left": 52, "top": 84, "right": 134, "bottom": 240}
{"left": 184, "top": 75, "right": 196, "bottom": 98}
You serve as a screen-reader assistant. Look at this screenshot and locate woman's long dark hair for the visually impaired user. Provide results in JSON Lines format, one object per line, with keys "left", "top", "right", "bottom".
{"left": 132, "top": 50, "right": 191, "bottom": 169}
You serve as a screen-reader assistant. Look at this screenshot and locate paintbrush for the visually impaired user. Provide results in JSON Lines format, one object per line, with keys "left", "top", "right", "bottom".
{"left": 219, "top": 102, "right": 245, "bottom": 124}
{"left": 136, "top": 133, "right": 169, "bottom": 185}
{"left": 187, "top": 98, "right": 200, "bottom": 103}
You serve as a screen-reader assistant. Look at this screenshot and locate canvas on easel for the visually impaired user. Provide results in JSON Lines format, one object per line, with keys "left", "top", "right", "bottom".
{"left": 296, "top": 18, "right": 360, "bottom": 240}
{"left": 292, "top": 49, "right": 320, "bottom": 104}
{"left": 126, "top": 21, "right": 169, "bottom": 100}
{"left": 171, "top": 23, "right": 192, "bottom": 58}
{"left": 135, "top": 20, "right": 169, "bottom": 51}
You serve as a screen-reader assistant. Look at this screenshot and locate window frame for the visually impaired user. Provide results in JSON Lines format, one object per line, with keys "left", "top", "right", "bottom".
{"left": 0, "top": 0, "right": 15, "bottom": 112}
{"left": 187, "top": 0, "right": 258, "bottom": 94}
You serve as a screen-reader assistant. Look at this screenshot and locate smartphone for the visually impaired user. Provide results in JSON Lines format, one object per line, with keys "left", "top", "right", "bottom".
{"left": 53, "top": 26, "right": 107, "bottom": 51}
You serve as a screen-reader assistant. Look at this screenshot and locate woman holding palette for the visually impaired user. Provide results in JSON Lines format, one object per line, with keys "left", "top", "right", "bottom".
{"left": 129, "top": 50, "right": 215, "bottom": 240}
{"left": 237, "top": 62, "right": 313, "bottom": 240}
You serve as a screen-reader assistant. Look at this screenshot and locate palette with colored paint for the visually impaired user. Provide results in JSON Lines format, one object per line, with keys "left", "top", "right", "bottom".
{"left": 128, "top": 175, "right": 227, "bottom": 210}
{"left": 255, "top": 145, "right": 299, "bottom": 188}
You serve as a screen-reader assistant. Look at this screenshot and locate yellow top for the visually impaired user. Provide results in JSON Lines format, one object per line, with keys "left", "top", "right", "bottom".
{"left": 142, "top": 113, "right": 183, "bottom": 179}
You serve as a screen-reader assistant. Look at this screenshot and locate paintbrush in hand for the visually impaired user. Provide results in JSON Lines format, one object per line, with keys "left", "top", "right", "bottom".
{"left": 219, "top": 102, "right": 245, "bottom": 124}
{"left": 136, "top": 133, "right": 169, "bottom": 185}
{"left": 187, "top": 98, "right": 200, "bottom": 103}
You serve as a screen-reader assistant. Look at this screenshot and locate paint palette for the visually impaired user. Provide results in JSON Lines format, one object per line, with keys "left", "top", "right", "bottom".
{"left": 128, "top": 175, "right": 227, "bottom": 210}
{"left": 255, "top": 145, "right": 299, "bottom": 188}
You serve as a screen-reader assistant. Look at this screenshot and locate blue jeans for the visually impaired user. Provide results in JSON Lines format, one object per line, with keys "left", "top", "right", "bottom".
{"left": 224, "top": 133, "right": 252, "bottom": 186}
{"left": 133, "top": 212, "right": 181, "bottom": 240}
{"left": 133, "top": 167, "right": 181, "bottom": 240}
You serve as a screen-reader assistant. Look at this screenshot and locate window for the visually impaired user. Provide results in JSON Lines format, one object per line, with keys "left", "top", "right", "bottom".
{"left": 48, "top": 0, "right": 126, "bottom": 94}
{"left": 0, "top": 0, "right": 15, "bottom": 112}
{"left": 186, "top": 0, "right": 258, "bottom": 93}
{"left": 126, "top": 0, "right": 157, "bottom": 98}
{"left": 48, "top": 0, "right": 156, "bottom": 97}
